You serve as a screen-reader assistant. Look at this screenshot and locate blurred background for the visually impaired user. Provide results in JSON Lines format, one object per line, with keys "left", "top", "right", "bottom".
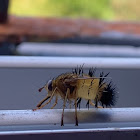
{"left": 0, "top": 0, "right": 140, "bottom": 109}
{"left": 9, "top": 0, "right": 140, "bottom": 21}
{"left": 1, "top": 0, "right": 140, "bottom": 55}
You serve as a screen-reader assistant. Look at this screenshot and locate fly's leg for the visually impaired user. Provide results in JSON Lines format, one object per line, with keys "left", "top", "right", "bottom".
{"left": 77, "top": 98, "right": 82, "bottom": 109}
{"left": 33, "top": 87, "right": 57, "bottom": 111}
{"left": 51, "top": 96, "right": 58, "bottom": 109}
{"left": 37, "top": 96, "right": 51, "bottom": 107}
{"left": 32, "top": 95, "right": 50, "bottom": 111}
{"left": 75, "top": 98, "right": 78, "bottom": 126}
{"left": 89, "top": 100, "right": 103, "bottom": 108}
{"left": 61, "top": 88, "right": 69, "bottom": 126}
{"left": 33, "top": 94, "right": 53, "bottom": 110}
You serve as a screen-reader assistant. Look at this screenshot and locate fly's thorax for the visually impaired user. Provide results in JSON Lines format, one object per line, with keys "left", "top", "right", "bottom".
{"left": 67, "top": 89, "right": 76, "bottom": 100}
{"left": 76, "top": 79, "right": 100, "bottom": 100}
{"left": 52, "top": 73, "right": 77, "bottom": 99}
{"left": 49, "top": 77, "right": 66, "bottom": 99}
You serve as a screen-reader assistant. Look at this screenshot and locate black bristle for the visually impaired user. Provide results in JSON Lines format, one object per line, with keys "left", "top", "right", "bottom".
{"left": 73, "top": 65, "right": 84, "bottom": 76}
{"left": 78, "top": 68, "right": 81, "bottom": 75}
{"left": 75, "top": 68, "right": 78, "bottom": 74}
{"left": 72, "top": 68, "right": 74, "bottom": 74}
{"left": 100, "top": 81, "right": 117, "bottom": 107}
{"left": 81, "top": 68, "right": 83, "bottom": 76}
{"left": 88, "top": 68, "right": 96, "bottom": 77}
{"left": 99, "top": 72, "right": 104, "bottom": 86}
{"left": 79, "top": 65, "right": 84, "bottom": 76}
{"left": 99, "top": 72, "right": 110, "bottom": 87}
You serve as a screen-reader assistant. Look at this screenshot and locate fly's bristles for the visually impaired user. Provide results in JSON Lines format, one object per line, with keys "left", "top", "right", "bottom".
{"left": 98, "top": 71, "right": 117, "bottom": 107}
{"left": 38, "top": 86, "right": 44, "bottom": 92}
{"left": 73, "top": 65, "right": 84, "bottom": 76}
{"left": 88, "top": 67, "right": 96, "bottom": 77}
{"left": 99, "top": 82, "right": 117, "bottom": 107}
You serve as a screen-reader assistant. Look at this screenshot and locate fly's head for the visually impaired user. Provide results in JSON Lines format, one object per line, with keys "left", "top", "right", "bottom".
{"left": 38, "top": 80, "right": 53, "bottom": 96}
{"left": 46, "top": 80, "right": 53, "bottom": 95}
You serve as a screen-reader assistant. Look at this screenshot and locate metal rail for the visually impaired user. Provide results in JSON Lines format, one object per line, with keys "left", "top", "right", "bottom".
{"left": 0, "top": 108, "right": 140, "bottom": 126}
{"left": 0, "top": 108, "right": 140, "bottom": 139}
{"left": 0, "top": 56, "right": 140, "bottom": 69}
{"left": 17, "top": 42, "right": 140, "bottom": 56}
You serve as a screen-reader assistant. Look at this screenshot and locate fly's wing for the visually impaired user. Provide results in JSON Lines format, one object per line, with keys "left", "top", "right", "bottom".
{"left": 76, "top": 79, "right": 99, "bottom": 100}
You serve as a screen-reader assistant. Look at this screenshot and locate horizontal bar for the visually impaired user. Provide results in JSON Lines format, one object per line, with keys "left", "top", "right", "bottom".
{"left": 17, "top": 42, "right": 140, "bottom": 57}
{"left": 0, "top": 108, "right": 140, "bottom": 126}
{"left": 0, "top": 56, "right": 140, "bottom": 69}
{"left": 1, "top": 127, "right": 140, "bottom": 136}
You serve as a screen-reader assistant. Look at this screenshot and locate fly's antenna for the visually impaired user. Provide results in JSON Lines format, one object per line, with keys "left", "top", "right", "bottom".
{"left": 38, "top": 86, "right": 44, "bottom": 92}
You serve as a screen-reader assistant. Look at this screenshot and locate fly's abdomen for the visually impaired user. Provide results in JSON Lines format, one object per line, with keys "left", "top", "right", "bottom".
{"left": 76, "top": 79, "right": 99, "bottom": 100}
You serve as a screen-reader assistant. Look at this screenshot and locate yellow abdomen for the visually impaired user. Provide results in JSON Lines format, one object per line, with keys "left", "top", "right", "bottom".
{"left": 76, "top": 79, "right": 99, "bottom": 100}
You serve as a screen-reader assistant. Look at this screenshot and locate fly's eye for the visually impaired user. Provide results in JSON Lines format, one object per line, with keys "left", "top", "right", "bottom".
{"left": 47, "top": 80, "right": 52, "bottom": 91}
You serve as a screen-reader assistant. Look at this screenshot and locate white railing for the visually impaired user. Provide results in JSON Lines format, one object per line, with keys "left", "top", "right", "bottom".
{"left": 0, "top": 108, "right": 140, "bottom": 126}
{"left": 0, "top": 56, "right": 140, "bottom": 69}
{"left": 0, "top": 108, "right": 140, "bottom": 136}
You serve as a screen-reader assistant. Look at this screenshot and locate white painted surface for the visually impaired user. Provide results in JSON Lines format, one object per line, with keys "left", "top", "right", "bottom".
{"left": 0, "top": 108, "right": 140, "bottom": 126}
{"left": 17, "top": 42, "right": 140, "bottom": 57}
{"left": 0, "top": 56, "right": 140, "bottom": 69}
